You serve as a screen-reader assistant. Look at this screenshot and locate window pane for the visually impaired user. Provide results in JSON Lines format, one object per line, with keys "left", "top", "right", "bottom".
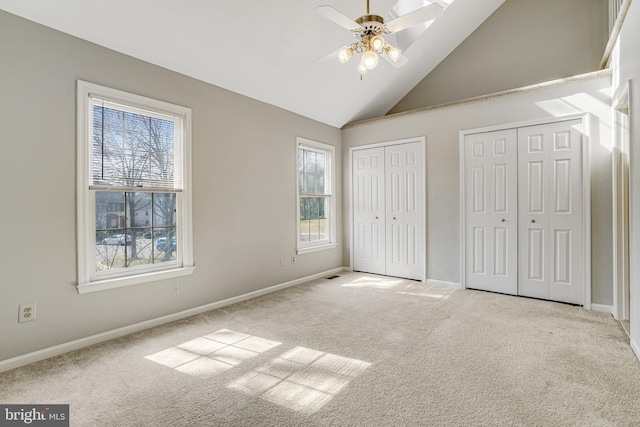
{"left": 154, "top": 227, "right": 176, "bottom": 262}
{"left": 128, "top": 193, "right": 152, "bottom": 227}
{"left": 300, "top": 197, "right": 325, "bottom": 220}
{"left": 96, "top": 228, "right": 129, "bottom": 271}
{"left": 299, "top": 196, "right": 329, "bottom": 243}
{"left": 315, "top": 152, "right": 325, "bottom": 194}
{"left": 92, "top": 105, "right": 176, "bottom": 188}
{"left": 299, "top": 218, "right": 328, "bottom": 243}
{"left": 298, "top": 150, "right": 305, "bottom": 194}
{"left": 96, "top": 191, "right": 125, "bottom": 230}
{"left": 126, "top": 192, "right": 153, "bottom": 268}
{"left": 153, "top": 193, "right": 176, "bottom": 227}
{"left": 299, "top": 148, "right": 327, "bottom": 196}
{"left": 94, "top": 191, "right": 176, "bottom": 272}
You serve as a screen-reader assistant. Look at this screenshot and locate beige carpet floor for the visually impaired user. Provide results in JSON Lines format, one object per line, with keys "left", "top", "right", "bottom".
{"left": 1, "top": 272, "right": 639, "bottom": 426}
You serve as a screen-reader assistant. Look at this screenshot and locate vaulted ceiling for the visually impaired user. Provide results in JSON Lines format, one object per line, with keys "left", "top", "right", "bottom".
{"left": 0, "top": 0, "right": 505, "bottom": 127}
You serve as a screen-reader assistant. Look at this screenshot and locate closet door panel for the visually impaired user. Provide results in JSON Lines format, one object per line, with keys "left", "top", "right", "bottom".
{"left": 385, "top": 142, "right": 424, "bottom": 280}
{"left": 464, "top": 129, "right": 518, "bottom": 294}
{"left": 518, "top": 120, "right": 583, "bottom": 304}
{"left": 352, "top": 141, "right": 424, "bottom": 281}
{"left": 518, "top": 128, "right": 549, "bottom": 299}
{"left": 353, "top": 147, "right": 386, "bottom": 275}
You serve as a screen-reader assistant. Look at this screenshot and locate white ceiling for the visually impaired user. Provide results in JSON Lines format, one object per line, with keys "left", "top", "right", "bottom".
{"left": 0, "top": 0, "right": 505, "bottom": 128}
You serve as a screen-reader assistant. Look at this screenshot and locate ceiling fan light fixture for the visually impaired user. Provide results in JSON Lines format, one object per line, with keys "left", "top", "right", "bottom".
{"left": 338, "top": 47, "right": 354, "bottom": 63}
{"left": 316, "top": 0, "right": 443, "bottom": 75}
{"left": 387, "top": 46, "right": 402, "bottom": 62}
{"left": 357, "top": 61, "right": 369, "bottom": 75}
{"left": 370, "top": 35, "right": 385, "bottom": 52}
{"left": 361, "top": 49, "right": 379, "bottom": 70}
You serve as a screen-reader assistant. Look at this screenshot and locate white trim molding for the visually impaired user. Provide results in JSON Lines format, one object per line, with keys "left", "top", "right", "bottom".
{"left": 632, "top": 339, "right": 640, "bottom": 363}
{"left": 591, "top": 304, "right": 614, "bottom": 315}
{"left": 611, "top": 85, "right": 631, "bottom": 321}
{"left": 0, "top": 267, "right": 346, "bottom": 373}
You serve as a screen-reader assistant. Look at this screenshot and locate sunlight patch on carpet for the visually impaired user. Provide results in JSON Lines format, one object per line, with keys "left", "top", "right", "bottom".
{"left": 342, "top": 275, "right": 404, "bottom": 289}
{"left": 340, "top": 274, "right": 454, "bottom": 300}
{"left": 228, "top": 346, "right": 372, "bottom": 414}
{"left": 396, "top": 287, "right": 454, "bottom": 299}
{"left": 145, "top": 329, "right": 281, "bottom": 378}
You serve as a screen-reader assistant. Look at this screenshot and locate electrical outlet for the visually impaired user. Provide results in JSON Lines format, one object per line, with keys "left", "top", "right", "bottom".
{"left": 291, "top": 256, "right": 296, "bottom": 264}
{"left": 19, "top": 303, "right": 37, "bottom": 323}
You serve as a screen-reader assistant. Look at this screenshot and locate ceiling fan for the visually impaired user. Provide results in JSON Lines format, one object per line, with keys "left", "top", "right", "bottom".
{"left": 316, "top": 0, "right": 444, "bottom": 74}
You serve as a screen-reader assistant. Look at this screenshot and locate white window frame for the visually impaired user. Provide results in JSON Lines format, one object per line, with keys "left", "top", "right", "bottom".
{"left": 296, "top": 137, "right": 337, "bottom": 254}
{"left": 77, "top": 81, "right": 194, "bottom": 294}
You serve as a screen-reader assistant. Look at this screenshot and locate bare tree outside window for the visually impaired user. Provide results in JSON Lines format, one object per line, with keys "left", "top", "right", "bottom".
{"left": 93, "top": 105, "right": 178, "bottom": 271}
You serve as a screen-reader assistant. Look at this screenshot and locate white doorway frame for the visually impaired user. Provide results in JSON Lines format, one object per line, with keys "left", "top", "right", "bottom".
{"left": 348, "top": 136, "right": 427, "bottom": 282}
{"left": 612, "top": 84, "right": 631, "bottom": 322}
{"left": 459, "top": 114, "right": 592, "bottom": 309}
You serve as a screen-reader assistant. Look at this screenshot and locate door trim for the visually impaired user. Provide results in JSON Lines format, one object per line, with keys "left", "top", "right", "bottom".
{"left": 349, "top": 137, "right": 427, "bottom": 282}
{"left": 612, "top": 84, "right": 631, "bottom": 321}
{"left": 459, "top": 113, "right": 592, "bottom": 309}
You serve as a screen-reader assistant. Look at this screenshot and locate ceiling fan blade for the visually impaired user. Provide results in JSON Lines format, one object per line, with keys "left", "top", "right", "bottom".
{"left": 385, "top": 3, "right": 443, "bottom": 33}
{"left": 314, "top": 46, "right": 345, "bottom": 64}
{"left": 316, "top": 5, "right": 362, "bottom": 32}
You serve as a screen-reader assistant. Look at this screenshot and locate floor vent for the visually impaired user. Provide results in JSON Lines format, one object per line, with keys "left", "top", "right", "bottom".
{"left": 325, "top": 275, "right": 340, "bottom": 280}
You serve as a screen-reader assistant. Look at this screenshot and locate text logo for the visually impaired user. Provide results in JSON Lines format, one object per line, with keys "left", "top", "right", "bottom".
{"left": 0, "top": 405, "right": 69, "bottom": 427}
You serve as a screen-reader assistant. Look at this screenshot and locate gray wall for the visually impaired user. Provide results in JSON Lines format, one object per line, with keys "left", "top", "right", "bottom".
{"left": 343, "top": 74, "right": 613, "bottom": 305}
{"left": 389, "top": 0, "right": 608, "bottom": 114}
{"left": 0, "top": 10, "right": 342, "bottom": 361}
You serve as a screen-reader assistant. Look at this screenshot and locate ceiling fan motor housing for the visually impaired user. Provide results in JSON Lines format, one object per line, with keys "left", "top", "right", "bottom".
{"left": 355, "top": 15, "right": 386, "bottom": 36}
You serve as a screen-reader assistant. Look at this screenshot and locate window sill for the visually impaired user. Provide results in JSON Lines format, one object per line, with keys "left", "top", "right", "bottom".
{"left": 297, "top": 243, "right": 337, "bottom": 255}
{"left": 77, "top": 266, "right": 196, "bottom": 294}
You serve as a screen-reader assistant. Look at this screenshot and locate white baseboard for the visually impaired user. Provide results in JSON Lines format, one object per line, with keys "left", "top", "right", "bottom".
{"left": 591, "top": 304, "right": 614, "bottom": 315}
{"left": 426, "top": 279, "right": 462, "bottom": 289}
{"left": 632, "top": 339, "right": 640, "bottom": 363}
{"left": 0, "top": 267, "right": 346, "bottom": 374}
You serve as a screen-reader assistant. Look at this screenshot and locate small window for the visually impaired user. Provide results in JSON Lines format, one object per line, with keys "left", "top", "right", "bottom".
{"left": 297, "top": 138, "right": 336, "bottom": 253}
{"left": 77, "top": 81, "right": 194, "bottom": 293}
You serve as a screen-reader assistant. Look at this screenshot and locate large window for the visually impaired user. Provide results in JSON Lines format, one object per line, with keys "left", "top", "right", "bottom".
{"left": 77, "top": 81, "right": 194, "bottom": 293}
{"left": 297, "top": 138, "right": 336, "bottom": 253}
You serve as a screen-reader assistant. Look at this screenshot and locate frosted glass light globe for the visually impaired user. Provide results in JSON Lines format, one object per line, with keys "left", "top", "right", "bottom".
{"left": 387, "top": 47, "right": 402, "bottom": 62}
{"left": 361, "top": 50, "right": 379, "bottom": 70}
{"left": 338, "top": 48, "right": 353, "bottom": 63}
{"left": 370, "top": 35, "right": 385, "bottom": 51}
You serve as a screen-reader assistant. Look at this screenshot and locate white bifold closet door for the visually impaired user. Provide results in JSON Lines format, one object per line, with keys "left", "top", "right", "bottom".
{"left": 353, "top": 147, "right": 386, "bottom": 276}
{"left": 517, "top": 120, "right": 583, "bottom": 304}
{"left": 353, "top": 142, "right": 424, "bottom": 280}
{"left": 464, "top": 129, "right": 518, "bottom": 295}
{"left": 464, "top": 119, "right": 584, "bottom": 305}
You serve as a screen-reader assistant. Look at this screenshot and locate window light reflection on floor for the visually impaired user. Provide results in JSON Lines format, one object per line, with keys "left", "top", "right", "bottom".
{"left": 228, "top": 346, "right": 372, "bottom": 415}
{"left": 396, "top": 283, "right": 455, "bottom": 300}
{"left": 341, "top": 274, "right": 454, "bottom": 299}
{"left": 341, "top": 275, "right": 404, "bottom": 289}
{"left": 144, "top": 329, "right": 281, "bottom": 378}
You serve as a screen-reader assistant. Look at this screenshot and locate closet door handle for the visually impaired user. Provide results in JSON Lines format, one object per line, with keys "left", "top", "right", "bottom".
{"left": 531, "top": 219, "right": 536, "bottom": 223}
{"left": 375, "top": 216, "right": 379, "bottom": 219}
{"left": 501, "top": 219, "right": 506, "bottom": 222}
